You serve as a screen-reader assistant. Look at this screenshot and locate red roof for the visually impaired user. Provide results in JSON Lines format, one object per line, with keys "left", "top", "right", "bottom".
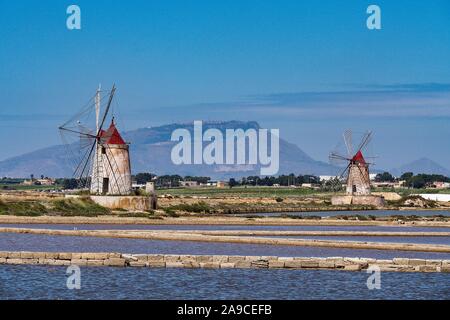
{"left": 99, "top": 119, "right": 126, "bottom": 145}
{"left": 351, "top": 150, "right": 366, "bottom": 165}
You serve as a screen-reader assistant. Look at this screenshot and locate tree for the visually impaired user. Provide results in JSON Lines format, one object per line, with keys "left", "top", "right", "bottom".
{"left": 228, "top": 178, "right": 238, "bottom": 188}
{"left": 184, "top": 176, "right": 211, "bottom": 184}
{"left": 134, "top": 173, "right": 155, "bottom": 184}
{"left": 375, "top": 172, "right": 394, "bottom": 182}
{"left": 61, "top": 178, "right": 78, "bottom": 190}
{"left": 400, "top": 172, "right": 413, "bottom": 181}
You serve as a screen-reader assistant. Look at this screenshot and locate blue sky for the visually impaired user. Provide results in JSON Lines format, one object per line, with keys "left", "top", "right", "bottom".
{"left": 0, "top": 0, "right": 449, "bottom": 170}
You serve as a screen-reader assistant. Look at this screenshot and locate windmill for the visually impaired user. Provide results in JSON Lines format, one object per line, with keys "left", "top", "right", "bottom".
{"left": 329, "top": 130, "right": 374, "bottom": 196}
{"left": 59, "top": 84, "right": 132, "bottom": 195}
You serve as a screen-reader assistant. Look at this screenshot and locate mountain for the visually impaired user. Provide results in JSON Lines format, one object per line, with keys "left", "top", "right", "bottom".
{"left": 390, "top": 158, "right": 450, "bottom": 177}
{"left": 0, "top": 121, "right": 338, "bottom": 179}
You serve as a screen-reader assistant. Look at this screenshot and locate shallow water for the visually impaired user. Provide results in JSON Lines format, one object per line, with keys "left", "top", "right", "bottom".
{"left": 0, "top": 265, "right": 449, "bottom": 300}
{"left": 1, "top": 232, "right": 449, "bottom": 260}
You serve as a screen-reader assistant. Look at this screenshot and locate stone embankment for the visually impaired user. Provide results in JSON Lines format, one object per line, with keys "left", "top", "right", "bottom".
{"left": 185, "top": 230, "right": 450, "bottom": 237}
{"left": 2, "top": 227, "right": 450, "bottom": 253}
{"left": 0, "top": 251, "right": 449, "bottom": 273}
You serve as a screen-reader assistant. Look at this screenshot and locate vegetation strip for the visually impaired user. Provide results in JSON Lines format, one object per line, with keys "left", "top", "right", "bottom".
{"left": 0, "top": 251, "right": 449, "bottom": 273}
{"left": 2, "top": 227, "right": 450, "bottom": 253}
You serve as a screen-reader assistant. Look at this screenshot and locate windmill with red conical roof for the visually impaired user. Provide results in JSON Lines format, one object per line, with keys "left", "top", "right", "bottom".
{"left": 59, "top": 84, "right": 132, "bottom": 195}
{"left": 329, "top": 130, "right": 373, "bottom": 195}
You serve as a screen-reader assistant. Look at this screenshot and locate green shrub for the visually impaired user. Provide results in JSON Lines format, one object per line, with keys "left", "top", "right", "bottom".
{"left": 163, "top": 208, "right": 179, "bottom": 217}
{"left": 51, "top": 198, "right": 110, "bottom": 216}
{"left": 0, "top": 200, "right": 47, "bottom": 216}
{"left": 169, "top": 201, "right": 211, "bottom": 213}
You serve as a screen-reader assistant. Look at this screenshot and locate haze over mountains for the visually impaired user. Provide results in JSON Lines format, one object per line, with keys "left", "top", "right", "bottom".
{"left": 0, "top": 121, "right": 448, "bottom": 180}
{"left": 390, "top": 158, "right": 450, "bottom": 177}
{"left": 0, "top": 121, "right": 337, "bottom": 179}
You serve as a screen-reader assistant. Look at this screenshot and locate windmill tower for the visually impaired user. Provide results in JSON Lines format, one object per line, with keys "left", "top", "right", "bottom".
{"left": 346, "top": 150, "right": 370, "bottom": 195}
{"left": 329, "top": 130, "right": 373, "bottom": 196}
{"left": 59, "top": 84, "right": 132, "bottom": 196}
{"left": 90, "top": 118, "right": 132, "bottom": 195}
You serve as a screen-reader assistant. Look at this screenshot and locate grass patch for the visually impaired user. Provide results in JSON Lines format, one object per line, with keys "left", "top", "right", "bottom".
{"left": 115, "top": 212, "right": 154, "bottom": 218}
{"left": 0, "top": 200, "right": 47, "bottom": 216}
{"left": 167, "top": 201, "right": 212, "bottom": 214}
{"left": 51, "top": 198, "right": 110, "bottom": 216}
{"left": 162, "top": 207, "right": 179, "bottom": 217}
{"left": 158, "top": 186, "right": 327, "bottom": 198}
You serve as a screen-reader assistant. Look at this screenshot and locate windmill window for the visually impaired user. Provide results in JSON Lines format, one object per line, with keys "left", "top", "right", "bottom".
{"left": 352, "top": 185, "right": 357, "bottom": 193}
{"left": 102, "top": 147, "right": 106, "bottom": 154}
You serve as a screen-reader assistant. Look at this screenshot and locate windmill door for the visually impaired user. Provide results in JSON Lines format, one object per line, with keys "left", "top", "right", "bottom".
{"left": 102, "top": 178, "right": 109, "bottom": 195}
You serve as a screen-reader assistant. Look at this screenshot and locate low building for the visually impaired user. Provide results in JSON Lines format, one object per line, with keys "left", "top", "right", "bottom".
{"left": 23, "top": 178, "right": 55, "bottom": 186}
{"left": 372, "top": 181, "right": 396, "bottom": 188}
{"left": 180, "top": 181, "right": 199, "bottom": 187}
{"left": 372, "top": 180, "right": 406, "bottom": 189}
{"left": 432, "top": 181, "right": 450, "bottom": 189}
{"left": 394, "top": 180, "right": 406, "bottom": 188}
{"left": 207, "top": 181, "right": 227, "bottom": 188}
{"left": 301, "top": 183, "right": 320, "bottom": 189}
{"left": 132, "top": 183, "right": 146, "bottom": 190}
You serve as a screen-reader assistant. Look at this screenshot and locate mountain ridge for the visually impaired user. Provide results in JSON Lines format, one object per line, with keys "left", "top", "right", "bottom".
{"left": 0, "top": 121, "right": 336, "bottom": 179}
{"left": 390, "top": 157, "right": 450, "bottom": 177}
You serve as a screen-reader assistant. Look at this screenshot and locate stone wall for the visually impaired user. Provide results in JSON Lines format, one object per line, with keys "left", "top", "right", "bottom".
{"left": 1, "top": 251, "right": 449, "bottom": 273}
{"left": 331, "top": 195, "right": 385, "bottom": 207}
{"left": 66, "top": 195, "right": 155, "bottom": 211}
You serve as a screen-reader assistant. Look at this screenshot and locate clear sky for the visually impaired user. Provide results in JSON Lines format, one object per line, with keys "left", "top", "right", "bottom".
{"left": 0, "top": 0, "right": 449, "bottom": 170}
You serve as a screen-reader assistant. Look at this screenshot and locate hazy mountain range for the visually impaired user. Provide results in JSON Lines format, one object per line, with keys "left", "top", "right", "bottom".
{"left": 0, "top": 121, "right": 337, "bottom": 179}
{"left": 390, "top": 158, "right": 450, "bottom": 177}
{"left": 0, "top": 121, "right": 448, "bottom": 179}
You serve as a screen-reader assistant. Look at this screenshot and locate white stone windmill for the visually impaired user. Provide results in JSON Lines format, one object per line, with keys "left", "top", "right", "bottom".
{"left": 59, "top": 84, "right": 132, "bottom": 195}
{"left": 329, "top": 130, "right": 373, "bottom": 196}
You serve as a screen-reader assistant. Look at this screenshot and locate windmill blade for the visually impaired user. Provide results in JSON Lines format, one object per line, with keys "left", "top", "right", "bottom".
{"left": 343, "top": 129, "right": 353, "bottom": 157}
{"left": 59, "top": 93, "right": 97, "bottom": 130}
{"left": 97, "top": 84, "right": 116, "bottom": 136}
{"left": 77, "top": 85, "right": 116, "bottom": 182}
{"left": 356, "top": 131, "right": 372, "bottom": 153}
{"left": 58, "top": 126, "right": 97, "bottom": 139}
{"left": 338, "top": 162, "right": 351, "bottom": 180}
{"left": 329, "top": 152, "right": 351, "bottom": 162}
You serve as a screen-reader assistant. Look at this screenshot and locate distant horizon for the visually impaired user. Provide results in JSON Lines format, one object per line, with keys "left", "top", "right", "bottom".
{"left": 1, "top": 1, "right": 449, "bottom": 169}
